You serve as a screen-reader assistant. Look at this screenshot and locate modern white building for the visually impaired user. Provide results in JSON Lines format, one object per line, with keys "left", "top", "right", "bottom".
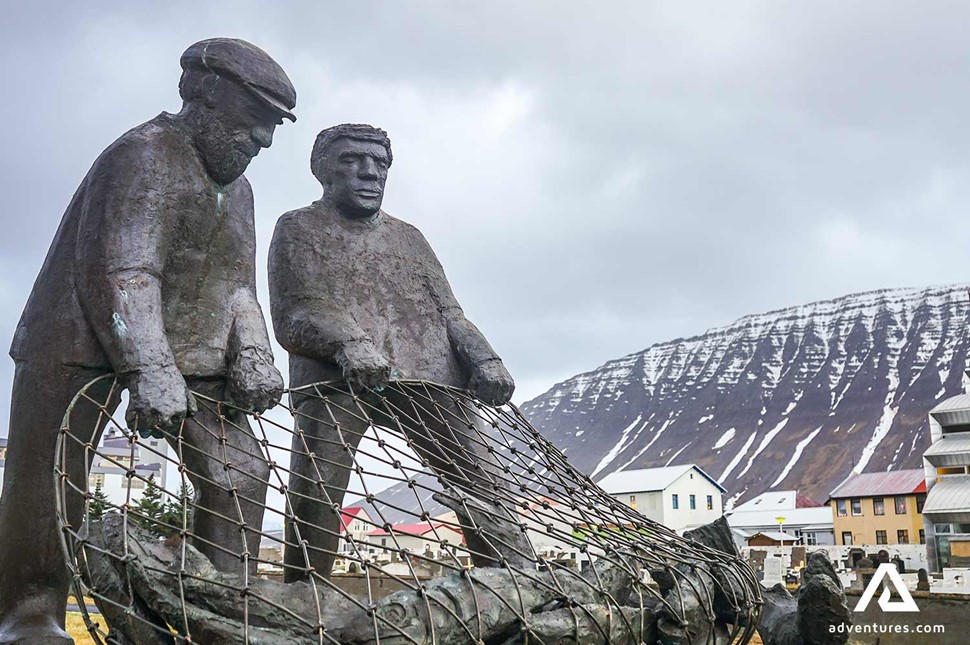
{"left": 726, "top": 489, "right": 834, "bottom": 548}
{"left": 596, "top": 464, "right": 725, "bottom": 532}
{"left": 88, "top": 427, "right": 169, "bottom": 506}
{"left": 923, "top": 394, "right": 970, "bottom": 571}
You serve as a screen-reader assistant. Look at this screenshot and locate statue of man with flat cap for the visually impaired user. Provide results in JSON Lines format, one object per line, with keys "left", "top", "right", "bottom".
{"left": 0, "top": 38, "right": 294, "bottom": 644}
{"left": 269, "top": 124, "right": 533, "bottom": 583}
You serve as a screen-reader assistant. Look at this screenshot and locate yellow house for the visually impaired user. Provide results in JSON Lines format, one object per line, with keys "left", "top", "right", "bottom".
{"left": 828, "top": 469, "right": 926, "bottom": 547}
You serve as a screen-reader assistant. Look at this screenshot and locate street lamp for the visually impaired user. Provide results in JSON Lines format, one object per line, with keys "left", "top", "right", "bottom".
{"left": 776, "top": 516, "right": 787, "bottom": 580}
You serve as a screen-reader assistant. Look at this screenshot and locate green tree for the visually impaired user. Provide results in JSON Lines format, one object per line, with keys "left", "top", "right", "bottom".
{"left": 88, "top": 478, "right": 111, "bottom": 521}
{"left": 133, "top": 475, "right": 166, "bottom": 536}
{"left": 160, "top": 482, "right": 194, "bottom": 536}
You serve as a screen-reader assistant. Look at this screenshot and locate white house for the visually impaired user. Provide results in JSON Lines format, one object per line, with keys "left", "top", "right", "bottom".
{"left": 517, "top": 496, "right": 581, "bottom": 557}
{"left": 337, "top": 506, "right": 374, "bottom": 556}
{"left": 88, "top": 428, "right": 170, "bottom": 506}
{"left": 726, "top": 490, "right": 834, "bottom": 548}
{"left": 922, "top": 393, "right": 970, "bottom": 571}
{"left": 596, "top": 464, "right": 725, "bottom": 532}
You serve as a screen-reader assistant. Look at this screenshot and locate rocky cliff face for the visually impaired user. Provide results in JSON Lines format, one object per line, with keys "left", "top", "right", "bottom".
{"left": 520, "top": 285, "right": 970, "bottom": 506}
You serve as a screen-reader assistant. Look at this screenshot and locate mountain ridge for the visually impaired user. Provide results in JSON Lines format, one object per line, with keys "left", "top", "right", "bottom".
{"left": 519, "top": 283, "right": 970, "bottom": 505}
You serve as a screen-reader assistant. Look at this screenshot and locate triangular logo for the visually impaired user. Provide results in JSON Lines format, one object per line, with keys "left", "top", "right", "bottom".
{"left": 854, "top": 563, "right": 920, "bottom": 613}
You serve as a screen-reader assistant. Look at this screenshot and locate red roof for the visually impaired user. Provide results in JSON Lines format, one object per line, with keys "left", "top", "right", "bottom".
{"left": 341, "top": 507, "right": 365, "bottom": 518}
{"left": 365, "top": 523, "right": 467, "bottom": 539}
{"left": 366, "top": 522, "right": 443, "bottom": 537}
{"left": 829, "top": 469, "right": 926, "bottom": 499}
{"left": 795, "top": 493, "right": 823, "bottom": 508}
{"left": 338, "top": 507, "right": 367, "bottom": 534}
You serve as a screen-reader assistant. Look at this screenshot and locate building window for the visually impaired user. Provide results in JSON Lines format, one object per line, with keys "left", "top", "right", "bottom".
{"left": 672, "top": 494, "right": 679, "bottom": 510}
{"left": 873, "top": 498, "right": 885, "bottom": 516}
{"left": 916, "top": 493, "right": 926, "bottom": 514}
{"left": 804, "top": 532, "right": 818, "bottom": 546}
{"left": 894, "top": 497, "right": 907, "bottom": 515}
{"left": 851, "top": 499, "right": 862, "bottom": 516}
{"left": 706, "top": 495, "right": 713, "bottom": 511}
{"left": 629, "top": 495, "right": 637, "bottom": 510}
{"left": 919, "top": 529, "right": 926, "bottom": 544}
{"left": 897, "top": 530, "right": 909, "bottom": 544}
{"left": 842, "top": 531, "right": 853, "bottom": 545}
{"left": 875, "top": 530, "right": 887, "bottom": 545}
{"left": 689, "top": 495, "right": 696, "bottom": 510}
{"left": 836, "top": 500, "right": 847, "bottom": 517}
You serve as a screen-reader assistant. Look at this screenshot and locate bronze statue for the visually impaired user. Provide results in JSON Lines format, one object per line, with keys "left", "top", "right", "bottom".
{"left": 0, "top": 38, "right": 293, "bottom": 644}
{"left": 268, "top": 124, "right": 532, "bottom": 581}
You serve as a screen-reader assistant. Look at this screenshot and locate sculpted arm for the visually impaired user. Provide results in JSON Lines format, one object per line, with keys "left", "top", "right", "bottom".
{"left": 268, "top": 217, "right": 390, "bottom": 388}
{"left": 74, "top": 144, "right": 194, "bottom": 435}
{"left": 417, "top": 232, "right": 515, "bottom": 405}
{"left": 226, "top": 185, "right": 284, "bottom": 412}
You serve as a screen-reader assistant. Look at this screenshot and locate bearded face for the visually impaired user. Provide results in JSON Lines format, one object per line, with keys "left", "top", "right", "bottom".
{"left": 193, "top": 120, "right": 263, "bottom": 185}
{"left": 190, "top": 78, "right": 281, "bottom": 186}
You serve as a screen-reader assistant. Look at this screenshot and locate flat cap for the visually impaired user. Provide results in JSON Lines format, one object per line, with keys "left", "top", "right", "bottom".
{"left": 181, "top": 38, "right": 297, "bottom": 122}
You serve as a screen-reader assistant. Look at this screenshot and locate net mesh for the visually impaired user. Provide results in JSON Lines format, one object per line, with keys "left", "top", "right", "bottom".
{"left": 54, "top": 376, "right": 762, "bottom": 644}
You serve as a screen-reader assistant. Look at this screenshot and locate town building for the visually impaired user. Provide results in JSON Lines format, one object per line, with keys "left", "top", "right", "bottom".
{"left": 746, "top": 531, "right": 798, "bottom": 547}
{"left": 0, "top": 437, "right": 6, "bottom": 489}
{"left": 337, "top": 506, "right": 374, "bottom": 556}
{"left": 517, "top": 496, "right": 582, "bottom": 561}
{"left": 922, "top": 394, "right": 970, "bottom": 571}
{"left": 364, "top": 521, "right": 465, "bottom": 561}
{"left": 828, "top": 469, "right": 926, "bottom": 547}
{"left": 726, "top": 490, "right": 833, "bottom": 548}
{"left": 89, "top": 427, "right": 169, "bottom": 505}
{"left": 596, "top": 464, "right": 725, "bottom": 532}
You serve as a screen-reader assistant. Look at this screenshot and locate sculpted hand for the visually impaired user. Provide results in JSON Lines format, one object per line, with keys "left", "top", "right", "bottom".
{"left": 126, "top": 366, "right": 196, "bottom": 438}
{"left": 228, "top": 346, "right": 284, "bottom": 413}
{"left": 468, "top": 359, "right": 515, "bottom": 406}
{"left": 336, "top": 339, "right": 391, "bottom": 390}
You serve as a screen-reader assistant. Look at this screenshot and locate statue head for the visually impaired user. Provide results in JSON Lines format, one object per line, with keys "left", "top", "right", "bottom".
{"left": 311, "top": 124, "right": 392, "bottom": 218}
{"left": 178, "top": 38, "right": 297, "bottom": 185}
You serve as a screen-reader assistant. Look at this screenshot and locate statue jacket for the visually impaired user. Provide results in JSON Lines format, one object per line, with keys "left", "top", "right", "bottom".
{"left": 268, "top": 204, "right": 502, "bottom": 389}
{"left": 10, "top": 113, "right": 275, "bottom": 379}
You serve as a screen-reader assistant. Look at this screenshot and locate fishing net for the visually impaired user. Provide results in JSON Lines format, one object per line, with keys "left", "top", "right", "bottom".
{"left": 54, "top": 376, "right": 761, "bottom": 644}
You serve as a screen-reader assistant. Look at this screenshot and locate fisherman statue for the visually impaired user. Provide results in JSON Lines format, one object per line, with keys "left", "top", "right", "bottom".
{"left": 0, "top": 38, "right": 294, "bottom": 644}
{"left": 268, "top": 124, "right": 534, "bottom": 580}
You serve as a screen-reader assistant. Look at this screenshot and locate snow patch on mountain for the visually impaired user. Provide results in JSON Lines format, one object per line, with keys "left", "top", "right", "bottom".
{"left": 713, "top": 428, "right": 736, "bottom": 450}
{"left": 590, "top": 414, "right": 642, "bottom": 478}
{"left": 772, "top": 426, "right": 823, "bottom": 488}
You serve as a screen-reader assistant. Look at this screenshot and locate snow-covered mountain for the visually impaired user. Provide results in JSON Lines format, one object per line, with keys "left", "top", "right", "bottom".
{"left": 520, "top": 285, "right": 970, "bottom": 506}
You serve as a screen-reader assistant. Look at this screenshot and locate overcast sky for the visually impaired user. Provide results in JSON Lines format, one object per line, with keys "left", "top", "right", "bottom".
{"left": 3, "top": 1, "right": 970, "bottom": 432}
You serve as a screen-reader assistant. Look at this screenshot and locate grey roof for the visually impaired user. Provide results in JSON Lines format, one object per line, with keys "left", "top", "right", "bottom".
{"left": 726, "top": 506, "right": 832, "bottom": 530}
{"left": 931, "top": 394, "right": 970, "bottom": 426}
{"left": 923, "top": 476, "right": 970, "bottom": 514}
{"left": 828, "top": 469, "right": 925, "bottom": 499}
{"left": 924, "top": 435, "right": 970, "bottom": 467}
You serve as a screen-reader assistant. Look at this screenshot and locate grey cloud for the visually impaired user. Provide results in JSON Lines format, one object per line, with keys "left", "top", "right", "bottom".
{"left": 4, "top": 0, "right": 970, "bottom": 421}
